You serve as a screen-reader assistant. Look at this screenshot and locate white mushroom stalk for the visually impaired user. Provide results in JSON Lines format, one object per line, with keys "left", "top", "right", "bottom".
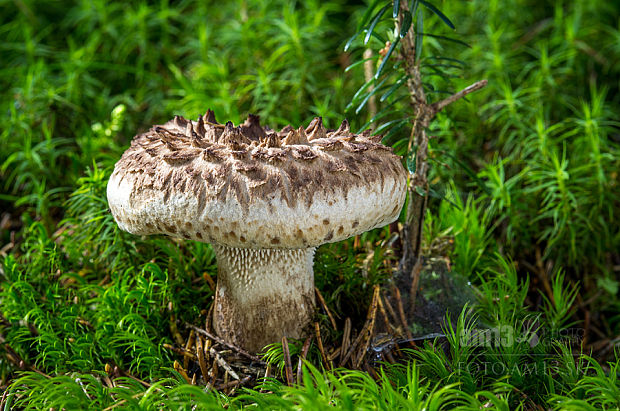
{"left": 107, "top": 110, "right": 407, "bottom": 352}
{"left": 213, "top": 246, "right": 315, "bottom": 350}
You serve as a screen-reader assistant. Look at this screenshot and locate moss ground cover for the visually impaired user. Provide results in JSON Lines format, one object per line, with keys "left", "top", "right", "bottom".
{"left": 1, "top": 0, "right": 618, "bottom": 409}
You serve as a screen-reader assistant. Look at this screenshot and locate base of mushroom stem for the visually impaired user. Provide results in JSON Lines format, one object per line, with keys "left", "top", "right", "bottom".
{"left": 212, "top": 245, "right": 316, "bottom": 353}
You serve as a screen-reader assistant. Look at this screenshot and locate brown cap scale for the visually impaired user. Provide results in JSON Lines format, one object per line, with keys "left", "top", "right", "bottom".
{"left": 107, "top": 111, "right": 407, "bottom": 352}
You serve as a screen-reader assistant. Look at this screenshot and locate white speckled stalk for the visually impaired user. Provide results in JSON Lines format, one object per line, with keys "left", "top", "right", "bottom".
{"left": 212, "top": 245, "right": 316, "bottom": 352}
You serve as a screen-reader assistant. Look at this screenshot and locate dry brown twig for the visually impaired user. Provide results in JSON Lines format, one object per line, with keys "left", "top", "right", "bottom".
{"left": 184, "top": 329, "right": 195, "bottom": 370}
{"left": 163, "top": 343, "right": 197, "bottom": 360}
{"left": 173, "top": 360, "right": 192, "bottom": 384}
{"left": 296, "top": 336, "right": 313, "bottom": 384}
{"left": 315, "top": 287, "right": 338, "bottom": 331}
{"left": 185, "top": 322, "right": 264, "bottom": 363}
{"left": 281, "top": 336, "right": 294, "bottom": 386}
{"left": 196, "top": 335, "right": 209, "bottom": 385}
{"left": 354, "top": 286, "right": 380, "bottom": 368}
{"left": 376, "top": 290, "right": 396, "bottom": 334}
{"left": 392, "top": 284, "right": 414, "bottom": 341}
{"left": 340, "top": 321, "right": 369, "bottom": 367}
{"left": 209, "top": 347, "right": 240, "bottom": 381}
{"left": 314, "top": 322, "right": 331, "bottom": 370}
{"left": 215, "top": 375, "right": 251, "bottom": 392}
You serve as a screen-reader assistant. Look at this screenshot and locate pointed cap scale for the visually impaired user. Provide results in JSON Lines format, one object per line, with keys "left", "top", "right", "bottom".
{"left": 282, "top": 126, "right": 309, "bottom": 145}
{"left": 204, "top": 109, "right": 218, "bottom": 124}
{"left": 334, "top": 119, "right": 351, "bottom": 136}
{"left": 305, "top": 117, "right": 327, "bottom": 140}
{"left": 240, "top": 114, "right": 266, "bottom": 141}
{"left": 219, "top": 121, "right": 249, "bottom": 147}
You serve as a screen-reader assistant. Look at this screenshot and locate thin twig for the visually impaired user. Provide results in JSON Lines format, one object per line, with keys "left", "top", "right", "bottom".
{"left": 102, "top": 392, "right": 147, "bottom": 411}
{"left": 296, "top": 336, "right": 313, "bottom": 384}
{"left": 430, "top": 80, "right": 488, "bottom": 114}
{"left": 363, "top": 48, "right": 377, "bottom": 122}
{"left": 315, "top": 287, "right": 338, "bottom": 331}
{"left": 365, "top": 363, "right": 380, "bottom": 380}
{"left": 203, "top": 272, "right": 217, "bottom": 292}
{"left": 170, "top": 314, "right": 184, "bottom": 346}
{"left": 215, "top": 375, "right": 251, "bottom": 391}
{"left": 315, "top": 322, "right": 331, "bottom": 370}
{"left": 196, "top": 335, "right": 209, "bottom": 385}
{"left": 340, "top": 321, "right": 369, "bottom": 367}
{"left": 1, "top": 341, "right": 50, "bottom": 378}
{"left": 163, "top": 343, "right": 197, "bottom": 360}
{"left": 408, "top": 259, "right": 423, "bottom": 317}
{"left": 184, "top": 329, "right": 195, "bottom": 370}
{"left": 376, "top": 290, "right": 396, "bottom": 334}
{"left": 185, "top": 322, "right": 264, "bottom": 363}
{"left": 173, "top": 360, "right": 192, "bottom": 384}
{"left": 0, "top": 386, "right": 8, "bottom": 409}
{"left": 381, "top": 290, "right": 401, "bottom": 332}
{"left": 340, "top": 286, "right": 380, "bottom": 372}
{"left": 281, "top": 336, "right": 294, "bottom": 386}
{"left": 354, "top": 286, "right": 380, "bottom": 368}
{"left": 208, "top": 359, "right": 218, "bottom": 390}
{"left": 392, "top": 284, "right": 414, "bottom": 341}
{"left": 340, "top": 317, "right": 352, "bottom": 360}
{"left": 209, "top": 348, "right": 240, "bottom": 380}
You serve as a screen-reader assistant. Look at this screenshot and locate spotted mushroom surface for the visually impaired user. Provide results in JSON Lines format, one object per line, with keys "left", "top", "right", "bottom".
{"left": 107, "top": 111, "right": 407, "bottom": 248}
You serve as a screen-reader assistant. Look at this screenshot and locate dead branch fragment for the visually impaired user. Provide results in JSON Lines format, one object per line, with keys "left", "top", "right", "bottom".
{"left": 314, "top": 322, "right": 331, "bottom": 370}
{"left": 196, "top": 336, "right": 209, "bottom": 385}
{"left": 296, "top": 336, "right": 313, "bottom": 384}
{"left": 315, "top": 287, "right": 338, "bottom": 331}
{"left": 185, "top": 322, "right": 264, "bottom": 363}
{"left": 340, "top": 318, "right": 352, "bottom": 360}
{"left": 215, "top": 375, "right": 251, "bottom": 392}
{"left": 209, "top": 347, "right": 240, "bottom": 381}
{"left": 281, "top": 336, "right": 294, "bottom": 386}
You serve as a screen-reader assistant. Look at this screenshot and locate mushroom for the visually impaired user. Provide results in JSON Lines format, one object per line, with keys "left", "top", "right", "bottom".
{"left": 107, "top": 111, "right": 407, "bottom": 352}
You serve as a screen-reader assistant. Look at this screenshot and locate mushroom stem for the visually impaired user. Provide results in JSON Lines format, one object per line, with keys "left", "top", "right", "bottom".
{"left": 212, "top": 245, "right": 316, "bottom": 352}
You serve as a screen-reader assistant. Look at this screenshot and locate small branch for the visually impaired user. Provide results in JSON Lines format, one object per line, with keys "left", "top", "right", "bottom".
{"left": 215, "top": 375, "right": 251, "bottom": 391}
{"left": 183, "top": 330, "right": 195, "bottom": 370}
{"left": 340, "top": 321, "right": 369, "bottom": 367}
{"left": 281, "top": 337, "right": 294, "bottom": 386}
{"left": 315, "top": 287, "right": 338, "bottom": 331}
{"left": 314, "top": 322, "right": 331, "bottom": 371}
{"left": 196, "top": 336, "right": 209, "bottom": 385}
{"left": 431, "top": 80, "right": 488, "bottom": 115}
{"left": 209, "top": 348, "right": 240, "bottom": 381}
{"left": 363, "top": 48, "right": 377, "bottom": 123}
{"left": 380, "top": 290, "right": 400, "bottom": 331}
{"left": 340, "top": 318, "right": 352, "bottom": 361}
{"left": 392, "top": 284, "right": 414, "bottom": 341}
{"left": 376, "top": 291, "right": 396, "bottom": 334}
{"left": 354, "top": 286, "right": 380, "bottom": 368}
{"left": 185, "top": 322, "right": 264, "bottom": 363}
{"left": 163, "top": 343, "right": 197, "bottom": 360}
{"left": 296, "top": 336, "right": 313, "bottom": 384}
{"left": 173, "top": 360, "right": 192, "bottom": 384}
{"left": 408, "top": 259, "right": 423, "bottom": 318}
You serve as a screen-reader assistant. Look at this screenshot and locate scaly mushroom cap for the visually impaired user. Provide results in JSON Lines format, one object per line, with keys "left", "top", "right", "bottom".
{"left": 107, "top": 111, "right": 407, "bottom": 248}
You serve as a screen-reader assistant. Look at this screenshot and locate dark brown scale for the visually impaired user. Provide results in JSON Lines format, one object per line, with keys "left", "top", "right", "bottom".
{"left": 343, "top": 142, "right": 370, "bottom": 152}
{"left": 290, "top": 146, "right": 317, "bottom": 160}
{"left": 240, "top": 114, "right": 267, "bottom": 141}
{"left": 318, "top": 139, "right": 344, "bottom": 151}
{"left": 163, "top": 151, "right": 200, "bottom": 165}
{"left": 202, "top": 147, "right": 225, "bottom": 162}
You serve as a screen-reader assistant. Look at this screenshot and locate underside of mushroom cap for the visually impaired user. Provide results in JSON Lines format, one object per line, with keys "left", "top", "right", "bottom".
{"left": 107, "top": 111, "right": 407, "bottom": 248}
